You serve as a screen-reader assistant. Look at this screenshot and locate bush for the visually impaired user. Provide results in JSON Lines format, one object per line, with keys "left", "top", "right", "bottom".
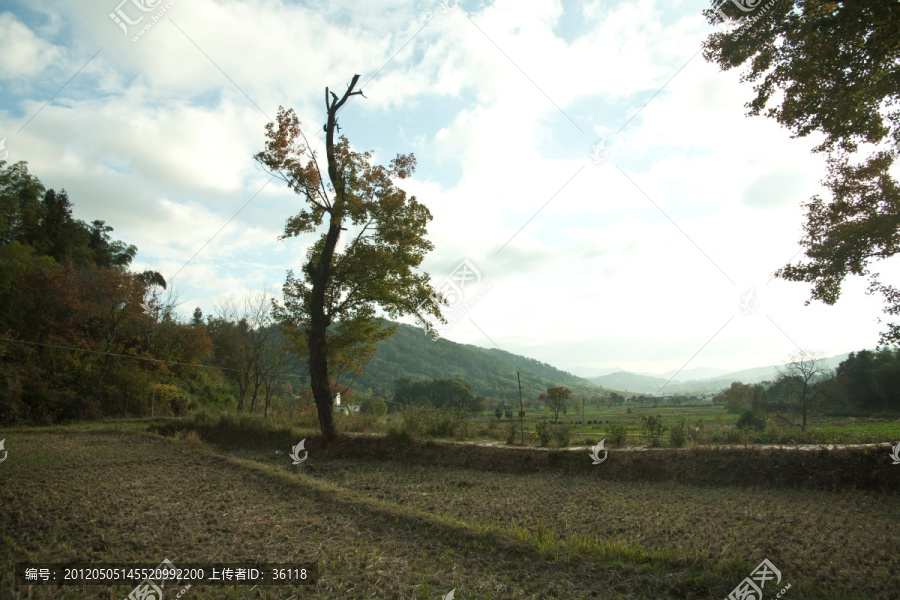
{"left": 737, "top": 409, "right": 767, "bottom": 431}
{"left": 669, "top": 416, "right": 687, "bottom": 448}
{"left": 505, "top": 418, "right": 519, "bottom": 445}
{"left": 688, "top": 419, "right": 705, "bottom": 444}
{"left": 386, "top": 426, "right": 413, "bottom": 454}
{"left": 722, "top": 426, "right": 748, "bottom": 444}
{"left": 401, "top": 405, "right": 470, "bottom": 439}
{"left": 534, "top": 421, "right": 553, "bottom": 447}
{"left": 606, "top": 421, "right": 629, "bottom": 446}
{"left": 177, "top": 429, "right": 204, "bottom": 449}
{"left": 641, "top": 414, "right": 667, "bottom": 446}
{"left": 401, "top": 405, "right": 427, "bottom": 437}
{"left": 339, "top": 413, "right": 379, "bottom": 433}
{"left": 551, "top": 423, "right": 572, "bottom": 447}
{"left": 360, "top": 397, "right": 388, "bottom": 416}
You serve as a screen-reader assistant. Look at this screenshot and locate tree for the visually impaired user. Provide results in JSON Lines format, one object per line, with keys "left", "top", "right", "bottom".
{"left": 832, "top": 348, "right": 900, "bottom": 413}
{"left": 208, "top": 291, "right": 292, "bottom": 414}
{"left": 775, "top": 352, "right": 830, "bottom": 430}
{"left": 360, "top": 395, "right": 387, "bottom": 416}
{"left": 0, "top": 161, "right": 46, "bottom": 247}
{"left": 703, "top": 2, "right": 900, "bottom": 345}
{"left": 40, "top": 189, "right": 86, "bottom": 262}
{"left": 88, "top": 220, "right": 137, "bottom": 269}
{"left": 256, "top": 75, "right": 443, "bottom": 446}
{"left": 718, "top": 381, "right": 755, "bottom": 413}
{"left": 539, "top": 386, "right": 571, "bottom": 423}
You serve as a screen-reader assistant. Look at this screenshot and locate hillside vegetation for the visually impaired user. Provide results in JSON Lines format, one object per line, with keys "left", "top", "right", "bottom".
{"left": 342, "top": 322, "right": 608, "bottom": 401}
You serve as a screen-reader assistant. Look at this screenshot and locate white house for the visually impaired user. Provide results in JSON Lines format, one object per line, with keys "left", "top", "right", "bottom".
{"left": 334, "top": 392, "right": 360, "bottom": 415}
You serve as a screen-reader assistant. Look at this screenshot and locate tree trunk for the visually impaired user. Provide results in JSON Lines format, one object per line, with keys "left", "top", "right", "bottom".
{"left": 307, "top": 220, "right": 343, "bottom": 447}
{"left": 308, "top": 306, "right": 337, "bottom": 446}
{"left": 303, "top": 74, "right": 364, "bottom": 447}
{"left": 801, "top": 382, "right": 808, "bottom": 431}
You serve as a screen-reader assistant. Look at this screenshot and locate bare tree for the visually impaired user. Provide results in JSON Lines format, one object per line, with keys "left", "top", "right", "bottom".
{"left": 208, "top": 289, "right": 293, "bottom": 413}
{"left": 776, "top": 351, "right": 830, "bottom": 431}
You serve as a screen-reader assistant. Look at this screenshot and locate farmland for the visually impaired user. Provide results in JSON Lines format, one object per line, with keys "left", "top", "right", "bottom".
{"left": 1, "top": 415, "right": 898, "bottom": 600}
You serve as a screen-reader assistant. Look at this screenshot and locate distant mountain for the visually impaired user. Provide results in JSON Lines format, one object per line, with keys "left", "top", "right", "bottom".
{"left": 658, "top": 366, "right": 731, "bottom": 381}
{"left": 588, "top": 371, "right": 672, "bottom": 394}
{"left": 589, "top": 353, "right": 853, "bottom": 395}
{"left": 567, "top": 366, "right": 626, "bottom": 378}
{"left": 697, "top": 352, "right": 851, "bottom": 389}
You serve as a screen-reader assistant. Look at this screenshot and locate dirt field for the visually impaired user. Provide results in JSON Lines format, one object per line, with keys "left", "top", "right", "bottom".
{"left": 1, "top": 429, "right": 897, "bottom": 599}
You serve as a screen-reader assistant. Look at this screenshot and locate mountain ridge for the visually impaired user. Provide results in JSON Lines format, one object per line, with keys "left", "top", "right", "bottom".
{"left": 585, "top": 352, "right": 853, "bottom": 395}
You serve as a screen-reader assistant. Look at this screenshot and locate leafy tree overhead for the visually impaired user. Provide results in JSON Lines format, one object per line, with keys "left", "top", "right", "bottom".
{"left": 703, "top": 1, "right": 900, "bottom": 344}
{"left": 255, "top": 75, "right": 444, "bottom": 446}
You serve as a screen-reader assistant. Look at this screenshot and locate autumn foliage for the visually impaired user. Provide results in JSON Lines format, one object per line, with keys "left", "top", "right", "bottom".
{"left": 0, "top": 160, "right": 217, "bottom": 424}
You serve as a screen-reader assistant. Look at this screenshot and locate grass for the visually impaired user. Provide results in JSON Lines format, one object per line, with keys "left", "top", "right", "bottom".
{"left": 1, "top": 416, "right": 897, "bottom": 599}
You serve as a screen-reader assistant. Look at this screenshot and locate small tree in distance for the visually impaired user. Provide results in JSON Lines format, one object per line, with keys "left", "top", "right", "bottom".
{"left": 539, "top": 387, "right": 571, "bottom": 423}
{"left": 776, "top": 351, "right": 830, "bottom": 431}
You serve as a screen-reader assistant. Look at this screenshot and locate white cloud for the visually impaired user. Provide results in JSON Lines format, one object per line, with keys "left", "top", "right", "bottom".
{"left": 0, "top": 12, "right": 61, "bottom": 78}
{"left": 2, "top": 0, "right": 891, "bottom": 376}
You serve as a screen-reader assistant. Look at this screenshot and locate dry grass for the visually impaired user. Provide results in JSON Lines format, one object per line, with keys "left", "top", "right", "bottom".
{"left": 0, "top": 428, "right": 896, "bottom": 599}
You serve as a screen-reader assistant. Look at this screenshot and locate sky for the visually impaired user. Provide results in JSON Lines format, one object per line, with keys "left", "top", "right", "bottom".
{"left": 1, "top": 0, "right": 897, "bottom": 378}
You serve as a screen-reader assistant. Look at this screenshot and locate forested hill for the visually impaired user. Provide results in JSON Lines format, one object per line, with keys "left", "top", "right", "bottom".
{"left": 352, "top": 322, "right": 603, "bottom": 401}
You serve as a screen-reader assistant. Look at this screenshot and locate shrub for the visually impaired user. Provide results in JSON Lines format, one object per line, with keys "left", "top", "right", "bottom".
{"left": 505, "top": 418, "right": 519, "bottom": 444}
{"left": 606, "top": 421, "right": 629, "bottom": 446}
{"left": 668, "top": 416, "right": 687, "bottom": 448}
{"left": 401, "top": 405, "right": 427, "bottom": 437}
{"left": 551, "top": 423, "right": 572, "bottom": 447}
{"left": 641, "top": 415, "right": 667, "bottom": 446}
{"left": 737, "top": 409, "right": 767, "bottom": 431}
{"left": 360, "top": 397, "right": 388, "bottom": 416}
{"left": 386, "top": 426, "right": 413, "bottom": 454}
{"left": 340, "top": 414, "right": 379, "bottom": 433}
{"left": 401, "top": 405, "right": 470, "bottom": 439}
{"left": 177, "top": 429, "right": 204, "bottom": 449}
{"left": 534, "top": 421, "right": 552, "bottom": 447}
{"left": 687, "top": 419, "right": 706, "bottom": 444}
{"left": 722, "top": 426, "right": 747, "bottom": 444}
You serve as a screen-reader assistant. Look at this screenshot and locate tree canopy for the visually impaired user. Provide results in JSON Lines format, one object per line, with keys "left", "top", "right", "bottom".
{"left": 255, "top": 75, "right": 444, "bottom": 444}
{"left": 0, "top": 160, "right": 222, "bottom": 424}
{"left": 703, "top": 1, "right": 900, "bottom": 344}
